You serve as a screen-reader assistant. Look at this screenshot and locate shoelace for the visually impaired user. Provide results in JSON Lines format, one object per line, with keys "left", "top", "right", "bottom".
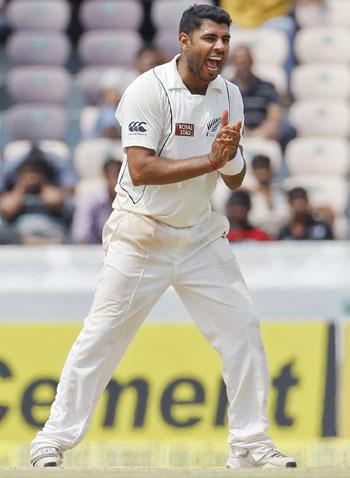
{"left": 263, "top": 449, "right": 286, "bottom": 459}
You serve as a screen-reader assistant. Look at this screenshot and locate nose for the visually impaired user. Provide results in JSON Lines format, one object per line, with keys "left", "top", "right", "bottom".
{"left": 213, "top": 38, "right": 226, "bottom": 52}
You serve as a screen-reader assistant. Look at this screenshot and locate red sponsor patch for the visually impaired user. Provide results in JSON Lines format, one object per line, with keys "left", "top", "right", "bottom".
{"left": 175, "top": 122, "right": 194, "bottom": 137}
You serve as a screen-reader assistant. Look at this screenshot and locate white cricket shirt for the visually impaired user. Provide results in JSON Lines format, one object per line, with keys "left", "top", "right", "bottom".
{"left": 114, "top": 55, "right": 244, "bottom": 228}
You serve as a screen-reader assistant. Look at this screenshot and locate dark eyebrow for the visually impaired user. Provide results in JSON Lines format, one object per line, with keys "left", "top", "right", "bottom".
{"left": 202, "top": 33, "right": 231, "bottom": 39}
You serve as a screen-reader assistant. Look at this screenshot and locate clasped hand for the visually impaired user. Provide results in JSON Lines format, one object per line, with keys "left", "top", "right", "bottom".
{"left": 208, "top": 110, "right": 241, "bottom": 169}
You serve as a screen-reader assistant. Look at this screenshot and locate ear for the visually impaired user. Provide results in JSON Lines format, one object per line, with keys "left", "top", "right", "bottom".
{"left": 179, "top": 32, "right": 190, "bottom": 51}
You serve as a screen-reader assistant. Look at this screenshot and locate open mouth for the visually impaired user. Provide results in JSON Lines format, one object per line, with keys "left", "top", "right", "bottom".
{"left": 205, "top": 58, "right": 222, "bottom": 73}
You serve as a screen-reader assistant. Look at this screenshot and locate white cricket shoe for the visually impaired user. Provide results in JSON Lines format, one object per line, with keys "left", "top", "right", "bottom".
{"left": 31, "top": 446, "right": 63, "bottom": 468}
{"left": 227, "top": 448, "right": 297, "bottom": 469}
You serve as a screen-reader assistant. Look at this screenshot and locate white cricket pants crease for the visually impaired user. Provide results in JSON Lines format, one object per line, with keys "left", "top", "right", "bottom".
{"left": 31, "top": 210, "right": 272, "bottom": 458}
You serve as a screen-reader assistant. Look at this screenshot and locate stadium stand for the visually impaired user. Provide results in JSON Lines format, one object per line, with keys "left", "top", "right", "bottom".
{"left": 0, "top": 0, "right": 349, "bottom": 243}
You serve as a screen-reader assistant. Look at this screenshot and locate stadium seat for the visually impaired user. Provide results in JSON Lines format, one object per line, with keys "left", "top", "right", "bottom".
{"left": 153, "top": 30, "right": 180, "bottom": 58}
{"left": 7, "top": 0, "right": 70, "bottom": 31}
{"left": 80, "top": 0, "right": 143, "bottom": 30}
{"left": 6, "top": 32, "right": 71, "bottom": 66}
{"left": 294, "top": 1, "right": 330, "bottom": 28}
{"left": 6, "top": 66, "right": 71, "bottom": 104}
{"left": 74, "top": 138, "right": 123, "bottom": 179}
{"left": 282, "top": 175, "right": 349, "bottom": 215}
{"left": 75, "top": 177, "right": 105, "bottom": 201}
{"left": 295, "top": 26, "right": 350, "bottom": 64}
{"left": 229, "top": 28, "right": 289, "bottom": 66}
{"left": 285, "top": 138, "right": 350, "bottom": 177}
{"left": 2, "top": 140, "right": 71, "bottom": 163}
{"left": 291, "top": 64, "right": 350, "bottom": 101}
{"left": 77, "top": 66, "right": 137, "bottom": 105}
{"left": 78, "top": 30, "right": 142, "bottom": 67}
{"left": 296, "top": 0, "right": 350, "bottom": 28}
{"left": 241, "top": 137, "right": 283, "bottom": 173}
{"left": 80, "top": 106, "right": 98, "bottom": 137}
{"left": 289, "top": 100, "right": 350, "bottom": 138}
{"left": 151, "top": 0, "right": 213, "bottom": 31}
{"left": 6, "top": 105, "right": 68, "bottom": 141}
{"left": 328, "top": 0, "right": 350, "bottom": 27}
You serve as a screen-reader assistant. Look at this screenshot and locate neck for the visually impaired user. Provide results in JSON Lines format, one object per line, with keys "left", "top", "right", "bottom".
{"left": 177, "top": 55, "right": 209, "bottom": 95}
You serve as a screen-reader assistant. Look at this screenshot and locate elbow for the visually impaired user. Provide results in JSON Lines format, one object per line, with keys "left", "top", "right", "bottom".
{"left": 128, "top": 167, "right": 146, "bottom": 187}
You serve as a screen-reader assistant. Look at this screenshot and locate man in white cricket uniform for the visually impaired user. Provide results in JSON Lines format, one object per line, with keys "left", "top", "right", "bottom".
{"left": 30, "top": 4, "right": 296, "bottom": 469}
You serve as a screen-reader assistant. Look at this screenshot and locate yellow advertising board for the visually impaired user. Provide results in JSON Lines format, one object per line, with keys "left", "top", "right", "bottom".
{"left": 0, "top": 322, "right": 328, "bottom": 444}
{"left": 340, "top": 323, "right": 350, "bottom": 437}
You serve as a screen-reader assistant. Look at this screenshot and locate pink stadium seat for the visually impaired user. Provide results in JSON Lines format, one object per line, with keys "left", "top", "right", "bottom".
{"left": 77, "top": 66, "right": 137, "bottom": 104}
{"left": 80, "top": 0, "right": 143, "bottom": 30}
{"left": 6, "top": 105, "right": 68, "bottom": 141}
{"left": 6, "top": 32, "right": 71, "bottom": 66}
{"left": 6, "top": 66, "right": 71, "bottom": 104}
{"left": 78, "top": 30, "right": 142, "bottom": 67}
{"left": 7, "top": 0, "right": 70, "bottom": 31}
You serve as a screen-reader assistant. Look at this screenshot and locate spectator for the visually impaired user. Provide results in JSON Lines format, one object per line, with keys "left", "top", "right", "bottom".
{"left": 226, "top": 190, "right": 272, "bottom": 242}
{"left": 72, "top": 157, "right": 122, "bottom": 244}
{"left": 248, "top": 155, "right": 289, "bottom": 238}
{"left": 0, "top": 144, "right": 77, "bottom": 195}
{"left": 0, "top": 154, "right": 73, "bottom": 244}
{"left": 90, "top": 87, "right": 122, "bottom": 140}
{"left": 278, "top": 187, "right": 334, "bottom": 240}
{"left": 230, "top": 44, "right": 295, "bottom": 148}
{"left": 135, "top": 44, "right": 168, "bottom": 74}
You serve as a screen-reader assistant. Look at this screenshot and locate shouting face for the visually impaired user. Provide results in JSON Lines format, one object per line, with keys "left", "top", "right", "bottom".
{"left": 179, "top": 19, "right": 230, "bottom": 89}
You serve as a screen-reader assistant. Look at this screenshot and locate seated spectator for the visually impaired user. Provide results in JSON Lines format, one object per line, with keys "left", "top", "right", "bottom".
{"left": 0, "top": 144, "right": 77, "bottom": 195}
{"left": 91, "top": 87, "right": 122, "bottom": 140}
{"left": 0, "top": 154, "right": 73, "bottom": 244}
{"left": 248, "top": 155, "right": 289, "bottom": 238}
{"left": 278, "top": 187, "right": 334, "bottom": 240}
{"left": 226, "top": 190, "right": 272, "bottom": 242}
{"left": 72, "top": 157, "right": 122, "bottom": 244}
{"left": 135, "top": 44, "right": 168, "bottom": 74}
{"left": 230, "top": 45, "right": 295, "bottom": 149}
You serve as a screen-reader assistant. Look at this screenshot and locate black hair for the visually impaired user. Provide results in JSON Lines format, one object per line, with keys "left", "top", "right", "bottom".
{"left": 288, "top": 187, "right": 308, "bottom": 202}
{"left": 17, "top": 154, "right": 55, "bottom": 182}
{"left": 226, "top": 190, "right": 251, "bottom": 208}
{"left": 179, "top": 4, "right": 231, "bottom": 35}
{"left": 251, "top": 154, "right": 271, "bottom": 169}
{"left": 16, "top": 145, "right": 55, "bottom": 182}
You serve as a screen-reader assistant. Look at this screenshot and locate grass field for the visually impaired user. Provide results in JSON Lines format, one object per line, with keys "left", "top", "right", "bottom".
{"left": 2, "top": 468, "right": 350, "bottom": 478}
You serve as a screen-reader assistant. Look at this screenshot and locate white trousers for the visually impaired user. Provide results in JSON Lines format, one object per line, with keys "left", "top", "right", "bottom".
{"left": 31, "top": 210, "right": 273, "bottom": 460}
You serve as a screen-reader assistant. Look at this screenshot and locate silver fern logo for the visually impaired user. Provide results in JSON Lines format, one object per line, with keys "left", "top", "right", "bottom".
{"left": 206, "top": 117, "right": 221, "bottom": 136}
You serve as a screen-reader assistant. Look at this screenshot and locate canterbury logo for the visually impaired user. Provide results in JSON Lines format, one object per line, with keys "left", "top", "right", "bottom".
{"left": 206, "top": 117, "right": 221, "bottom": 136}
{"left": 128, "top": 121, "right": 147, "bottom": 133}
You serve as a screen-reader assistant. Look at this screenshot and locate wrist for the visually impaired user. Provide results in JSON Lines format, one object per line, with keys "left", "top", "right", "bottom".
{"left": 219, "top": 148, "right": 245, "bottom": 176}
{"left": 207, "top": 154, "right": 218, "bottom": 171}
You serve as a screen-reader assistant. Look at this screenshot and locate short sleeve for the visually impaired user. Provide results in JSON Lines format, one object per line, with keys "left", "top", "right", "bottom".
{"left": 115, "top": 72, "right": 163, "bottom": 152}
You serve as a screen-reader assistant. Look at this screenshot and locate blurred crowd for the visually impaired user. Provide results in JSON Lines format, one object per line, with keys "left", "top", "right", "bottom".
{"left": 0, "top": 0, "right": 347, "bottom": 245}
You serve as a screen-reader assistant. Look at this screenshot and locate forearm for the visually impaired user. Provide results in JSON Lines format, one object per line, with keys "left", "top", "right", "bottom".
{"left": 0, "top": 191, "right": 23, "bottom": 220}
{"left": 128, "top": 151, "right": 214, "bottom": 186}
{"left": 221, "top": 159, "right": 246, "bottom": 190}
